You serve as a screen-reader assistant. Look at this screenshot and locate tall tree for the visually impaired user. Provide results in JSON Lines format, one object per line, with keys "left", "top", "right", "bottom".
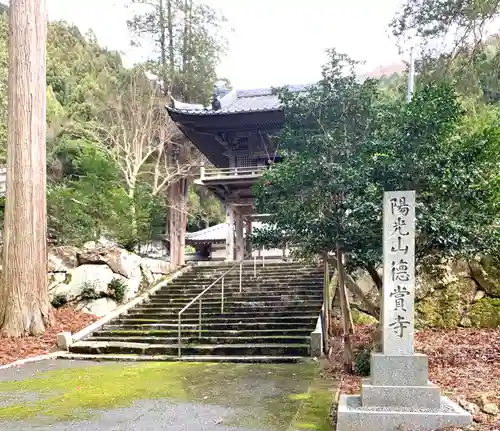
{"left": 127, "top": 0, "right": 228, "bottom": 268}
{"left": 253, "top": 50, "right": 500, "bottom": 317}
{"left": 391, "top": 0, "right": 500, "bottom": 52}
{"left": 127, "top": 0, "right": 228, "bottom": 103}
{"left": 0, "top": 0, "right": 49, "bottom": 336}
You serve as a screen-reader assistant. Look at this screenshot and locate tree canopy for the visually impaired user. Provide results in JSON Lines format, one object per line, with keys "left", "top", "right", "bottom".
{"left": 0, "top": 13, "right": 225, "bottom": 249}
{"left": 252, "top": 49, "right": 500, "bottom": 282}
{"left": 127, "top": 0, "right": 229, "bottom": 103}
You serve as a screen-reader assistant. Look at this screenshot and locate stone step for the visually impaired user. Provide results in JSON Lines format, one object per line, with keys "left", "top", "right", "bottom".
{"left": 147, "top": 291, "right": 323, "bottom": 306}
{"left": 69, "top": 341, "right": 310, "bottom": 356}
{"left": 152, "top": 291, "right": 323, "bottom": 306}
{"left": 172, "top": 271, "right": 323, "bottom": 283}
{"left": 178, "top": 268, "right": 322, "bottom": 274}
{"left": 67, "top": 262, "right": 324, "bottom": 361}
{"left": 94, "top": 328, "right": 313, "bottom": 337}
{"left": 124, "top": 311, "right": 319, "bottom": 321}
{"left": 165, "top": 280, "right": 324, "bottom": 289}
{"left": 184, "top": 270, "right": 316, "bottom": 275}
{"left": 139, "top": 305, "right": 318, "bottom": 314}
{"left": 184, "top": 272, "right": 323, "bottom": 280}
{"left": 166, "top": 279, "right": 323, "bottom": 292}
{"left": 191, "top": 263, "right": 317, "bottom": 269}
{"left": 129, "top": 302, "right": 322, "bottom": 313}
{"left": 159, "top": 284, "right": 324, "bottom": 293}
{"left": 103, "top": 321, "right": 313, "bottom": 331}
{"left": 85, "top": 335, "right": 310, "bottom": 345}
{"left": 151, "top": 293, "right": 321, "bottom": 302}
{"left": 187, "top": 271, "right": 322, "bottom": 278}
{"left": 56, "top": 352, "right": 308, "bottom": 364}
{"left": 141, "top": 301, "right": 322, "bottom": 311}
{"left": 131, "top": 301, "right": 321, "bottom": 316}
{"left": 118, "top": 314, "right": 318, "bottom": 324}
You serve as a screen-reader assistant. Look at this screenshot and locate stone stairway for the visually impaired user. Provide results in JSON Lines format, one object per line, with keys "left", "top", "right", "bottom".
{"left": 69, "top": 261, "right": 324, "bottom": 362}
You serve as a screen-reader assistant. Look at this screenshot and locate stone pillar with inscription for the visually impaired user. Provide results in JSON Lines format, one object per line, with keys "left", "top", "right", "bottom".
{"left": 336, "top": 191, "right": 471, "bottom": 431}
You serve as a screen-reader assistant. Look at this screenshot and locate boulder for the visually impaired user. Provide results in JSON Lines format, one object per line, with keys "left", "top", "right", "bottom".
{"left": 465, "top": 297, "right": 500, "bottom": 328}
{"left": 48, "top": 246, "right": 79, "bottom": 272}
{"left": 77, "top": 246, "right": 142, "bottom": 278}
{"left": 474, "top": 290, "right": 486, "bottom": 301}
{"left": 347, "top": 269, "right": 380, "bottom": 313}
{"left": 416, "top": 278, "right": 477, "bottom": 328}
{"left": 119, "top": 265, "right": 143, "bottom": 302}
{"left": 470, "top": 256, "right": 500, "bottom": 298}
{"left": 477, "top": 394, "right": 500, "bottom": 416}
{"left": 48, "top": 272, "right": 72, "bottom": 298}
{"left": 82, "top": 297, "right": 118, "bottom": 317}
{"left": 415, "top": 270, "right": 440, "bottom": 301}
{"left": 140, "top": 263, "right": 155, "bottom": 285}
{"left": 51, "top": 264, "right": 115, "bottom": 301}
{"left": 415, "top": 259, "right": 470, "bottom": 300}
{"left": 141, "top": 257, "right": 170, "bottom": 276}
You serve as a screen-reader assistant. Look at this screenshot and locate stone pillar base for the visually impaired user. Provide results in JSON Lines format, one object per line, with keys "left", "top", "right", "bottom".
{"left": 336, "top": 395, "right": 472, "bottom": 431}
{"left": 361, "top": 379, "right": 441, "bottom": 409}
{"left": 335, "top": 352, "right": 472, "bottom": 431}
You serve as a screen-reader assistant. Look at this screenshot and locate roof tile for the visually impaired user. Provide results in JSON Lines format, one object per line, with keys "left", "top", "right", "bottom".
{"left": 168, "top": 84, "right": 312, "bottom": 116}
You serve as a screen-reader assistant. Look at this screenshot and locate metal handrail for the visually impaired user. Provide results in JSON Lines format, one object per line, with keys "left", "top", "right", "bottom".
{"left": 177, "top": 253, "right": 256, "bottom": 356}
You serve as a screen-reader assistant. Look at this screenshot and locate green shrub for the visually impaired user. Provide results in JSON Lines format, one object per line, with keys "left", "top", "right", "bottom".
{"left": 79, "top": 282, "right": 105, "bottom": 301}
{"left": 354, "top": 347, "right": 371, "bottom": 377}
{"left": 51, "top": 294, "right": 68, "bottom": 309}
{"left": 107, "top": 278, "right": 127, "bottom": 303}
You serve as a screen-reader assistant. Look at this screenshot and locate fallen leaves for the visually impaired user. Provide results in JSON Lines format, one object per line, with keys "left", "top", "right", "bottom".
{"left": 0, "top": 305, "right": 98, "bottom": 366}
{"left": 328, "top": 321, "right": 500, "bottom": 431}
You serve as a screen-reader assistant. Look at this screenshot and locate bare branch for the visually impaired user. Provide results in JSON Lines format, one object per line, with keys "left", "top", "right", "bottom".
{"left": 79, "top": 68, "right": 197, "bottom": 198}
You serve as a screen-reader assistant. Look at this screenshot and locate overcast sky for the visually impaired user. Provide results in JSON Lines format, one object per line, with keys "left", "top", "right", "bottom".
{"left": 46, "top": 0, "right": 406, "bottom": 89}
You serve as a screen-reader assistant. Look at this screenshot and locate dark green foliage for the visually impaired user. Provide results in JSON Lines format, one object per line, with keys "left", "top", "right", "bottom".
{"left": 79, "top": 284, "right": 105, "bottom": 301}
{"left": 50, "top": 294, "right": 68, "bottom": 309}
{"left": 107, "top": 278, "right": 127, "bottom": 303}
{"left": 354, "top": 347, "right": 371, "bottom": 377}
{"left": 253, "top": 49, "right": 500, "bottom": 277}
{"left": 77, "top": 279, "right": 127, "bottom": 304}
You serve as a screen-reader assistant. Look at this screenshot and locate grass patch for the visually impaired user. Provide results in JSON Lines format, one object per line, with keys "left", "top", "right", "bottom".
{"left": 0, "top": 361, "right": 328, "bottom": 430}
{"left": 288, "top": 377, "right": 334, "bottom": 431}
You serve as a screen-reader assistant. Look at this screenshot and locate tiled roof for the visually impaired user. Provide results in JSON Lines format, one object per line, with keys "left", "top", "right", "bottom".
{"left": 186, "top": 223, "right": 228, "bottom": 242}
{"left": 186, "top": 221, "right": 268, "bottom": 242}
{"left": 167, "top": 84, "right": 312, "bottom": 116}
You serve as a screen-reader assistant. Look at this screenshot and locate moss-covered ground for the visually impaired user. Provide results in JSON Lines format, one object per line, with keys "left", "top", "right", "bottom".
{"left": 0, "top": 360, "right": 335, "bottom": 431}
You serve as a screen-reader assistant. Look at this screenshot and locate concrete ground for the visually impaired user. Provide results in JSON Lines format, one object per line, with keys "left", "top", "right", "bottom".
{"left": 0, "top": 359, "right": 334, "bottom": 431}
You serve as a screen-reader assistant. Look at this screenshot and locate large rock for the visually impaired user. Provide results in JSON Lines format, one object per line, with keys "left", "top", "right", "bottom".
{"left": 48, "top": 246, "right": 79, "bottom": 272}
{"left": 81, "top": 297, "right": 118, "bottom": 317}
{"left": 77, "top": 246, "right": 142, "bottom": 278}
{"left": 465, "top": 298, "right": 500, "bottom": 328}
{"left": 416, "top": 278, "right": 477, "bottom": 328}
{"left": 140, "top": 258, "right": 170, "bottom": 276}
{"left": 415, "top": 259, "right": 471, "bottom": 300}
{"left": 119, "top": 265, "right": 143, "bottom": 302}
{"left": 470, "top": 256, "right": 500, "bottom": 298}
{"left": 51, "top": 264, "right": 115, "bottom": 301}
{"left": 48, "top": 272, "right": 72, "bottom": 298}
